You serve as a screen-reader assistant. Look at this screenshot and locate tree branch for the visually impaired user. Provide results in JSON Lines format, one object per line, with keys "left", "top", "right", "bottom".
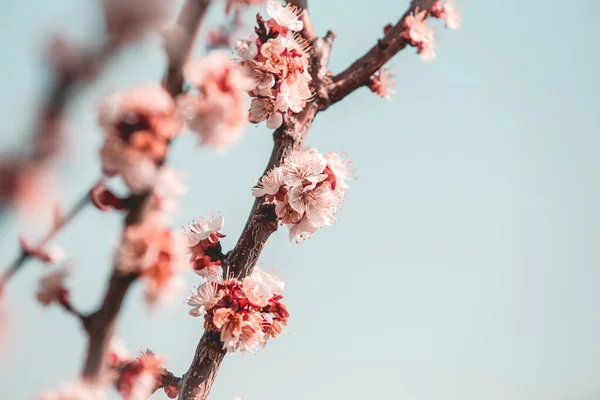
{"left": 177, "top": 29, "right": 335, "bottom": 400}
{"left": 326, "top": 0, "right": 437, "bottom": 105}
{"left": 80, "top": 0, "right": 213, "bottom": 383}
{"left": 1, "top": 189, "right": 91, "bottom": 288}
{"left": 165, "top": 0, "right": 212, "bottom": 96}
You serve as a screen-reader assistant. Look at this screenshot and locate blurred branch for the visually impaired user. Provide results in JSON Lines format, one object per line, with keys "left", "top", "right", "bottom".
{"left": 80, "top": 0, "right": 213, "bottom": 384}
{"left": 0, "top": 188, "right": 91, "bottom": 289}
{"left": 165, "top": 0, "right": 213, "bottom": 96}
{"left": 326, "top": 0, "right": 437, "bottom": 105}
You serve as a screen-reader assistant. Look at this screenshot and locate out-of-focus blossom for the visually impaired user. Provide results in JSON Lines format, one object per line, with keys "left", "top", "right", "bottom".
{"left": 97, "top": 84, "right": 180, "bottom": 194}
{"left": 432, "top": 0, "right": 461, "bottom": 29}
{"left": 116, "top": 350, "right": 164, "bottom": 400}
{"left": 368, "top": 68, "right": 396, "bottom": 100}
{"left": 178, "top": 51, "right": 249, "bottom": 151}
{"left": 116, "top": 218, "right": 187, "bottom": 307}
{"left": 152, "top": 167, "right": 187, "bottom": 221}
{"left": 254, "top": 147, "right": 354, "bottom": 243}
{"left": 36, "top": 264, "right": 72, "bottom": 306}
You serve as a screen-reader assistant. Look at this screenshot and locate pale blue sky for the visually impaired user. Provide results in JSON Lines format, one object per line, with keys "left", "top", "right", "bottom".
{"left": 1, "top": 1, "right": 600, "bottom": 399}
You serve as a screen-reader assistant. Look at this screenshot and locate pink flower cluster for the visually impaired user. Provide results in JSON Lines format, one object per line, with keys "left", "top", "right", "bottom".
{"left": 109, "top": 348, "right": 168, "bottom": 400}
{"left": 402, "top": 9, "right": 437, "bottom": 62}
{"left": 183, "top": 214, "right": 226, "bottom": 278}
{"left": 98, "top": 84, "right": 181, "bottom": 194}
{"left": 368, "top": 68, "right": 396, "bottom": 100}
{"left": 402, "top": 2, "right": 460, "bottom": 62}
{"left": 236, "top": 0, "right": 313, "bottom": 129}
{"left": 116, "top": 215, "right": 188, "bottom": 307}
{"left": 177, "top": 51, "right": 250, "bottom": 151}
{"left": 253, "top": 147, "right": 353, "bottom": 243}
{"left": 432, "top": 0, "right": 461, "bottom": 30}
{"left": 97, "top": 54, "right": 252, "bottom": 193}
{"left": 186, "top": 267, "right": 288, "bottom": 354}
{"left": 36, "top": 263, "right": 72, "bottom": 307}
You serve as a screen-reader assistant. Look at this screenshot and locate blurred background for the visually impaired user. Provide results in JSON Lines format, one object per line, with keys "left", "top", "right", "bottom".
{"left": 1, "top": 0, "right": 600, "bottom": 399}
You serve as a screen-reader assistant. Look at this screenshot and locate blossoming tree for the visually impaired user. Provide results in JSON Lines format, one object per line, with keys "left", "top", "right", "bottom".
{"left": 0, "top": 0, "right": 460, "bottom": 399}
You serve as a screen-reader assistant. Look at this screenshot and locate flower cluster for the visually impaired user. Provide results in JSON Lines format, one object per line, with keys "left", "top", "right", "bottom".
{"left": 253, "top": 147, "right": 353, "bottom": 243}
{"left": 402, "top": 9, "right": 436, "bottom": 61}
{"left": 186, "top": 267, "right": 288, "bottom": 354}
{"left": 97, "top": 84, "right": 181, "bottom": 193}
{"left": 112, "top": 349, "right": 166, "bottom": 400}
{"left": 183, "top": 214, "right": 226, "bottom": 278}
{"left": 431, "top": 0, "right": 461, "bottom": 30}
{"left": 177, "top": 51, "right": 250, "bottom": 151}
{"left": 236, "top": 0, "right": 313, "bottom": 129}
{"left": 368, "top": 68, "right": 396, "bottom": 100}
{"left": 36, "top": 264, "right": 72, "bottom": 307}
{"left": 116, "top": 216, "right": 188, "bottom": 307}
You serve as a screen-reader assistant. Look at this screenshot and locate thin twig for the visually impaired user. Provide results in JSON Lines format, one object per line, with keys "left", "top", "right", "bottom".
{"left": 0, "top": 188, "right": 92, "bottom": 286}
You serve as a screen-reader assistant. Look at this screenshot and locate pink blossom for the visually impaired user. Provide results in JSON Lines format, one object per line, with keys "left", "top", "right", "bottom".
{"left": 288, "top": 183, "right": 335, "bottom": 228}
{"left": 275, "top": 78, "right": 313, "bottom": 113}
{"left": 151, "top": 167, "right": 187, "bottom": 221}
{"left": 116, "top": 221, "right": 187, "bottom": 307}
{"left": 266, "top": 0, "right": 304, "bottom": 32}
{"left": 288, "top": 214, "right": 319, "bottom": 243}
{"left": 432, "top": 0, "right": 461, "bottom": 30}
{"left": 242, "top": 266, "right": 285, "bottom": 307}
{"left": 235, "top": 38, "right": 259, "bottom": 60}
{"left": 184, "top": 215, "right": 224, "bottom": 247}
{"left": 97, "top": 84, "right": 180, "bottom": 193}
{"left": 108, "top": 336, "right": 130, "bottom": 366}
{"left": 368, "top": 68, "right": 397, "bottom": 100}
{"left": 179, "top": 51, "right": 249, "bottom": 151}
{"left": 252, "top": 166, "right": 285, "bottom": 198}
{"left": 184, "top": 214, "right": 226, "bottom": 278}
{"left": 142, "top": 231, "right": 188, "bottom": 307}
{"left": 324, "top": 151, "right": 354, "bottom": 191}
{"left": 187, "top": 277, "right": 289, "bottom": 354}
{"left": 36, "top": 264, "right": 72, "bottom": 306}
{"left": 402, "top": 10, "right": 436, "bottom": 61}
{"left": 248, "top": 97, "right": 283, "bottom": 129}
{"left": 117, "top": 350, "right": 164, "bottom": 400}
{"left": 282, "top": 147, "right": 327, "bottom": 190}
{"left": 186, "top": 281, "right": 222, "bottom": 317}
